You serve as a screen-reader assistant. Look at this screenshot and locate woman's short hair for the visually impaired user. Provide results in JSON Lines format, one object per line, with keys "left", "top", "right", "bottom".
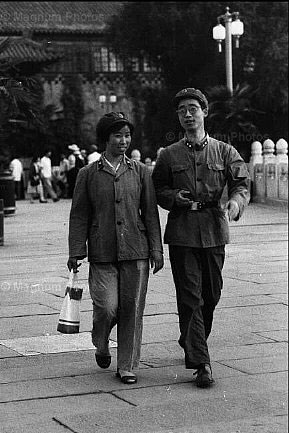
{"left": 96, "top": 112, "right": 134, "bottom": 144}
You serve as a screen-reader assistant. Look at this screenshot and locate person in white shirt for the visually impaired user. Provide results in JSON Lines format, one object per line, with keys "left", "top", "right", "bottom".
{"left": 87, "top": 144, "right": 101, "bottom": 164}
{"left": 40, "top": 150, "right": 59, "bottom": 202}
{"left": 10, "top": 157, "right": 23, "bottom": 200}
{"left": 130, "top": 149, "right": 141, "bottom": 162}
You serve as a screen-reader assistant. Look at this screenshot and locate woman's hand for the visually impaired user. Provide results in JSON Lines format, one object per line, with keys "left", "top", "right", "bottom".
{"left": 150, "top": 251, "right": 164, "bottom": 274}
{"left": 67, "top": 258, "right": 82, "bottom": 273}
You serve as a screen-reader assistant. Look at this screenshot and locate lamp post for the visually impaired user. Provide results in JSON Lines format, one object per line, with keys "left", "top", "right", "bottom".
{"left": 99, "top": 94, "right": 106, "bottom": 109}
{"left": 213, "top": 7, "right": 244, "bottom": 95}
{"left": 109, "top": 94, "right": 117, "bottom": 110}
{"left": 99, "top": 94, "right": 117, "bottom": 111}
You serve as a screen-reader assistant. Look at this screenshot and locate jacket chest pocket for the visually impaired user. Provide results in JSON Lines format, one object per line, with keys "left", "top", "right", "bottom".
{"left": 171, "top": 164, "right": 190, "bottom": 188}
{"left": 206, "top": 162, "right": 226, "bottom": 186}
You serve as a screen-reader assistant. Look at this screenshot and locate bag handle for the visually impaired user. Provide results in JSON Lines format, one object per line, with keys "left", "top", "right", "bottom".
{"left": 68, "top": 269, "right": 78, "bottom": 288}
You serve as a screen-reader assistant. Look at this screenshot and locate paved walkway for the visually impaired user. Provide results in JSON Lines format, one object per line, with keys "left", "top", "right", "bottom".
{"left": 0, "top": 199, "right": 288, "bottom": 433}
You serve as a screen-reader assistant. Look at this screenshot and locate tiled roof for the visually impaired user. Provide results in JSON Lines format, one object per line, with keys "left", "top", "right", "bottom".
{"left": 0, "top": 1, "right": 124, "bottom": 34}
{"left": 0, "top": 36, "right": 64, "bottom": 66}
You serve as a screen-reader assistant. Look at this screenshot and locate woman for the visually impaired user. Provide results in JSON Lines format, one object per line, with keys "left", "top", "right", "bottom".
{"left": 67, "top": 112, "right": 164, "bottom": 384}
{"left": 27, "top": 156, "right": 47, "bottom": 203}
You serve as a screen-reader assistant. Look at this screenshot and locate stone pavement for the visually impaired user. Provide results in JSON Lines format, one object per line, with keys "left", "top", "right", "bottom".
{"left": 0, "top": 199, "right": 288, "bottom": 433}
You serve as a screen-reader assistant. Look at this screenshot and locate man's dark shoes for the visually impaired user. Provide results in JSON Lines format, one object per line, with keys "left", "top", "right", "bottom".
{"left": 194, "top": 364, "right": 214, "bottom": 388}
{"left": 95, "top": 353, "right": 111, "bottom": 369}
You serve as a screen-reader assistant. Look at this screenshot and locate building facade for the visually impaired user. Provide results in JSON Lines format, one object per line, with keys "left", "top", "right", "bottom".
{"left": 0, "top": 1, "right": 163, "bottom": 151}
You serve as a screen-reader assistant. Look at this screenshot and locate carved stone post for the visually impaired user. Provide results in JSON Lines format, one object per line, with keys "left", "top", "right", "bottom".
{"left": 276, "top": 139, "right": 288, "bottom": 201}
{"left": 263, "top": 139, "right": 278, "bottom": 199}
{"left": 249, "top": 141, "right": 263, "bottom": 201}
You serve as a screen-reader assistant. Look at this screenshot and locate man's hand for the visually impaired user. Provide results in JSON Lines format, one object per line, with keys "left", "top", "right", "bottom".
{"left": 224, "top": 199, "right": 239, "bottom": 221}
{"left": 67, "top": 258, "right": 82, "bottom": 273}
{"left": 175, "top": 190, "right": 192, "bottom": 207}
{"left": 150, "top": 251, "right": 164, "bottom": 274}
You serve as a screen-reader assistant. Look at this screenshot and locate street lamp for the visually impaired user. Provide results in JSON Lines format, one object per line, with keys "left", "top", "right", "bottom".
{"left": 109, "top": 94, "right": 117, "bottom": 105}
{"left": 99, "top": 94, "right": 106, "bottom": 109}
{"left": 213, "top": 7, "right": 244, "bottom": 95}
{"left": 99, "top": 94, "right": 117, "bottom": 110}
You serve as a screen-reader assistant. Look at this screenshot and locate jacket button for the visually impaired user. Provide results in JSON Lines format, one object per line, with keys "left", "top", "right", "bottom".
{"left": 115, "top": 178, "right": 119, "bottom": 182}
{"left": 196, "top": 178, "right": 202, "bottom": 182}
{"left": 116, "top": 199, "right": 121, "bottom": 203}
{"left": 117, "top": 221, "right": 122, "bottom": 225}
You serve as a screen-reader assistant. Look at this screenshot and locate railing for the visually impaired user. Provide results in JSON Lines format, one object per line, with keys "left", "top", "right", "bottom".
{"left": 248, "top": 139, "right": 288, "bottom": 203}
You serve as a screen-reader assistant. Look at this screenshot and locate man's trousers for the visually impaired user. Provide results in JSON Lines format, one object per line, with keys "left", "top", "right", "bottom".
{"left": 89, "top": 260, "right": 149, "bottom": 371}
{"left": 42, "top": 177, "right": 58, "bottom": 200}
{"left": 169, "top": 245, "right": 225, "bottom": 369}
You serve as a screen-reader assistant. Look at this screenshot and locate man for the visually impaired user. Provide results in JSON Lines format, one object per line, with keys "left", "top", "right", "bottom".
{"left": 40, "top": 149, "right": 59, "bottom": 202}
{"left": 152, "top": 88, "right": 250, "bottom": 388}
{"left": 10, "top": 156, "right": 23, "bottom": 200}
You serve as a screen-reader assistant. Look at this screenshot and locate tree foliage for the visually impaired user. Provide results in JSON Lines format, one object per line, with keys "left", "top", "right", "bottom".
{"left": 107, "top": 1, "right": 288, "bottom": 155}
{"left": 44, "top": 74, "right": 85, "bottom": 161}
{"left": 0, "top": 36, "right": 65, "bottom": 168}
{"left": 206, "top": 83, "right": 265, "bottom": 159}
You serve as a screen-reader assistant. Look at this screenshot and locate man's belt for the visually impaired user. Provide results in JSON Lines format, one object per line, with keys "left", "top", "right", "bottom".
{"left": 189, "top": 201, "right": 219, "bottom": 211}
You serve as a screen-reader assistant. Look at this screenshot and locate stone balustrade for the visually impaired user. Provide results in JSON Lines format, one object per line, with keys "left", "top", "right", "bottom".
{"left": 248, "top": 139, "right": 288, "bottom": 204}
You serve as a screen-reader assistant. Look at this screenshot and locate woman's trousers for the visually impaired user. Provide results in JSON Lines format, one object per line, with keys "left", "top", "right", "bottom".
{"left": 89, "top": 260, "right": 149, "bottom": 371}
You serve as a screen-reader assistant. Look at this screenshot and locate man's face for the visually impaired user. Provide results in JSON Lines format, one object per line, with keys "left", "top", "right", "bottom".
{"left": 176, "top": 98, "right": 208, "bottom": 132}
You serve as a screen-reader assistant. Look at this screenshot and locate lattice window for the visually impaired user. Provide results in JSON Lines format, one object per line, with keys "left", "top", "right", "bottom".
{"left": 93, "top": 47, "right": 124, "bottom": 72}
{"left": 143, "top": 58, "right": 158, "bottom": 72}
{"left": 131, "top": 57, "right": 140, "bottom": 72}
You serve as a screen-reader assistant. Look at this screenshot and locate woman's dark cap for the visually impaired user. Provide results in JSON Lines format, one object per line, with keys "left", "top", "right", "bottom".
{"left": 96, "top": 112, "right": 134, "bottom": 142}
{"left": 173, "top": 88, "right": 209, "bottom": 110}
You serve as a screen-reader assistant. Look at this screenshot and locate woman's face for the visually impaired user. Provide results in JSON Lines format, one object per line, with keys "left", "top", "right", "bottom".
{"left": 106, "top": 125, "right": 132, "bottom": 157}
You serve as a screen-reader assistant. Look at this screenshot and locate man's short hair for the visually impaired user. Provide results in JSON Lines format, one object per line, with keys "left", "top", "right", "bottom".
{"left": 173, "top": 88, "right": 209, "bottom": 110}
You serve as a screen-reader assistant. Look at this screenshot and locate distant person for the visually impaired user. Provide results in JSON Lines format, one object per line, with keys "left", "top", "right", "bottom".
{"left": 87, "top": 144, "right": 101, "bottom": 164}
{"left": 27, "top": 156, "right": 47, "bottom": 203}
{"left": 152, "top": 87, "right": 250, "bottom": 388}
{"left": 56, "top": 153, "right": 69, "bottom": 198}
{"left": 10, "top": 156, "right": 23, "bottom": 200}
{"left": 40, "top": 150, "right": 59, "bottom": 202}
{"left": 80, "top": 149, "right": 88, "bottom": 165}
{"left": 130, "top": 149, "right": 141, "bottom": 162}
{"left": 144, "top": 157, "right": 152, "bottom": 167}
{"left": 144, "top": 157, "right": 153, "bottom": 173}
{"left": 67, "top": 144, "right": 85, "bottom": 198}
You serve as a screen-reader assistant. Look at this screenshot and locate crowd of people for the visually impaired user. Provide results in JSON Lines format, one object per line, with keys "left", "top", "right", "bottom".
{"left": 9, "top": 144, "right": 102, "bottom": 203}
{"left": 9, "top": 143, "right": 162, "bottom": 204}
